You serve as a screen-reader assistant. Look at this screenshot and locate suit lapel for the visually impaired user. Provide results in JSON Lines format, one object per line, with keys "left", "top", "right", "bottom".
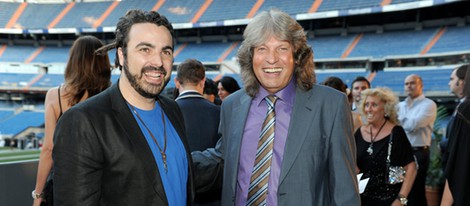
{"left": 109, "top": 83, "right": 168, "bottom": 205}
{"left": 279, "top": 87, "right": 317, "bottom": 183}
{"left": 227, "top": 93, "right": 253, "bottom": 192}
{"left": 159, "top": 96, "right": 195, "bottom": 203}
{"left": 158, "top": 97, "right": 187, "bottom": 149}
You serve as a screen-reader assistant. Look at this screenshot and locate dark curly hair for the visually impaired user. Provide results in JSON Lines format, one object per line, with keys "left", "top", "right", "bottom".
{"left": 96, "top": 9, "right": 175, "bottom": 70}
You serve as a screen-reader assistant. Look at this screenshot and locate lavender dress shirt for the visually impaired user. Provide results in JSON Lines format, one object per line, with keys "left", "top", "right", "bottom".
{"left": 235, "top": 79, "right": 296, "bottom": 206}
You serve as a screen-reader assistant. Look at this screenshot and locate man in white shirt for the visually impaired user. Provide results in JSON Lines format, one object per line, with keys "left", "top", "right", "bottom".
{"left": 397, "top": 74, "right": 437, "bottom": 206}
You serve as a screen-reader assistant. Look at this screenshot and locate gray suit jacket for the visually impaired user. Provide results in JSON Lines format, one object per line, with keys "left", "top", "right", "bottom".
{"left": 194, "top": 84, "right": 360, "bottom": 205}
{"left": 53, "top": 83, "right": 194, "bottom": 205}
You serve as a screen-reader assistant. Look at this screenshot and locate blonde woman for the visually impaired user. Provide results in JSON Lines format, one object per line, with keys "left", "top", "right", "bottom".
{"left": 355, "top": 88, "right": 417, "bottom": 205}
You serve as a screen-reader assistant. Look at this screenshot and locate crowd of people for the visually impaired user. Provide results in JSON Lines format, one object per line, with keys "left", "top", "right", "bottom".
{"left": 30, "top": 8, "right": 470, "bottom": 206}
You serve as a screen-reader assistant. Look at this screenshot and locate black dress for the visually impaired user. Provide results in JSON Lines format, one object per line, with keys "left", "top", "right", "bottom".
{"left": 444, "top": 101, "right": 470, "bottom": 206}
{"left": 355, "top": 125, "right": 414, "bottom": 206}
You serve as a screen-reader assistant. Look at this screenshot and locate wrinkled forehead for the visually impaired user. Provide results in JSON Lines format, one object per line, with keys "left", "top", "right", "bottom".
{"left": 405, "top": 76, "right": 422, "bottom": 86}
{"left": 252, "top": 30, "right": 291, "bottom": 47}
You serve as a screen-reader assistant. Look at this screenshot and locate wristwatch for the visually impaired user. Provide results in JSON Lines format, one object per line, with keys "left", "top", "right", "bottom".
{"left": 397, "top": 194, "right": 408, "bottom": 205}
{"left": 32, "top": 190, "right": 44, "bottom": 199}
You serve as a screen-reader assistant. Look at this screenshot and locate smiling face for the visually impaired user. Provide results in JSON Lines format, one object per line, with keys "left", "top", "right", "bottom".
{"left": 252, "top": 36, "right": 295, "bottom": 94}
{"left": 118, "top": 23, "right": 174, "bottom": 99}
{"left": 363, "top": 95, "right": 386, "bottom": 125}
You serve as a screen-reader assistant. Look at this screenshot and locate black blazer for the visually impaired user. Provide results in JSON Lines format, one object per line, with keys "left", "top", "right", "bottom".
{"left": 176, "top": 91, "right": 220, "bottom": 152}
{"left": 176, "top": 91, "right": 221, "bottom": 204}
{"left": 53, "top": 83, "right": 194, "bottom": 205}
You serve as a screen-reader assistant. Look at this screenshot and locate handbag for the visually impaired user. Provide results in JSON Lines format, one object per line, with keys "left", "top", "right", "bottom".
{"left": 386, "top": 131, "right": 406, "bottom": 185}
{"left": 41, "top": 178, "right": 54, "bottom": 206}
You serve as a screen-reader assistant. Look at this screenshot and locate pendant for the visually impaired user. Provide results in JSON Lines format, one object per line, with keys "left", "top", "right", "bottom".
{"left": 367, "top": 145, "right": 373, "bottom": 155}
{"left": 161, "top": 152, "right": 168, "bottom": 173}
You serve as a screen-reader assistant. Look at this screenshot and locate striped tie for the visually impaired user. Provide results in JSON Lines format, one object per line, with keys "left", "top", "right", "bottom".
{"left": 247, "top": 95, "right": 277, "bottom": 206}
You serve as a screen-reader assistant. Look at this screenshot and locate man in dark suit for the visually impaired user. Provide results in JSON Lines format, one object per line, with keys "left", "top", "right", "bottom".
{"left": 442, "top": 65, "right": 469, "bottom": 171}
{"left": 193, "top": 9, "right": 360, "bottom": 205}
{"left": 175, "top": 59, "right": 221, "bottom": 205}
{"left": 52, "top": 10, "right": 194, "bottom": 205}
{"left": 175, "top": 59, "right": 220, "bottom": 152}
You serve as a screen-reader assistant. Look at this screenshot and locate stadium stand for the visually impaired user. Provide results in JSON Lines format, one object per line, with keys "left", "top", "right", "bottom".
{"left": 0, "top": 111, "right": 43, "bottom": 135}
{"left": 428, "top": 25, "right": 470, "bottom": 54}
{"left": 1, "top": 1, "right": 469, "bottom": 205}
{"left": 0, "top": 45, "right": 37, "bottom": 63}
{"left": 225, "top": 42, "right": 241, "bottom": 61}
{"left": 32, "top": 47, "right": 69, "bottom": 63}
{"left": 174, "top": 41, "right": 235, "bottom": 62}
{"left": 0, "top": 73, "right": 37, "bottom": 88}
{"left": 317, "top": 0, "right": 382, "bottom": 11}
{"left": 30, "top": 73, "right": 63, "bottom": 88}
{"left": 316, "top": 69, "right": 370, "bottom": 86}
{"left": 372, "top": 66, "right": 454, "bottom": 95}
{"left": 348, "top": 28, "right": 438, "bottom": 58}
{"left": 2, "top": 24, "right": 469, "bottom": 64}
{"left": 156, "top": 0, "right": 206, "bottom": 23}
{"left": 257, "top": 0, "right": 313, "bottom": 16}
{"left": 0, "top": 2, "right": 19, "bottom": 28}
{"left": 309, "top": 35, "right": 356, "bottom": 59}
{"left": 54, "top": 1, "right": 111, "bottom": 28}
{"left": 0, "top": 110, "right": 14, "bottom": 121}
{"left": 15, "top": 3, "right": 66, "bottom": 29}
{"left": 197, "top": 0, "right": 257, "bottom": 22}
{"left": 391, "top": 0, "right": 424, "bottom": 4}
{"left": 0, "top": 0, "right": 465, "bottom": 30}
{"left": 100, "top": 0, "right": 158, "bottom": 27}
{"left": 0, "top": 44, "right": 118, "bottom": 64}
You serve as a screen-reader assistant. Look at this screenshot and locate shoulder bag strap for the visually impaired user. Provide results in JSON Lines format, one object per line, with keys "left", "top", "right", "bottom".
{"left": 58, "top": 86, "right": 64, "bottom": 118}
{"left": 386, "top": 128, "right": 393, "bottom": 168}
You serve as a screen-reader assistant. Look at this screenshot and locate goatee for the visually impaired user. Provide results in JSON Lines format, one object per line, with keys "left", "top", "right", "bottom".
{"left": 123, "top": 63, "right": 169, "bottom": 99}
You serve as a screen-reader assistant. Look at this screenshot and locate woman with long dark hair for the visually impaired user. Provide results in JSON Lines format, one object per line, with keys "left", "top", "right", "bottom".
{"left": 33, "top": 35, "right": 111, "bottom": 206}
{"left": 216, "top": 76, "right": 240, "bottom": 101}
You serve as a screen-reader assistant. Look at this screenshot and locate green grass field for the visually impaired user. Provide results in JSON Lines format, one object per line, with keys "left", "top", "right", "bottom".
{"left": 0, "top": 147, "right": 40, "bottom": 163}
